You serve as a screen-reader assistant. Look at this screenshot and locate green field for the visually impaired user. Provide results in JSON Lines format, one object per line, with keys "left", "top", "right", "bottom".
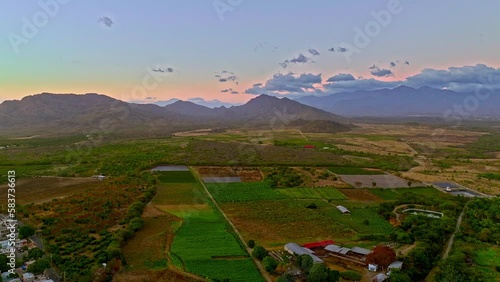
{"left": 155, "top": 173, "right": 263, "bottom": 281}
{"left": 474, "top": 247, "right": 500, "bottom": 279}
{"left": 206, "top": 181, "right": 287, "bottom": 202}
{"left": 328, "top": 167, "right": 386, "bottom": 175}
{"left": 370, "top": 187, "right": 447, "bottom": 200}
{"left": 278, "top": 187, "right": 347, "bottom": 200}
{"left": 157, "top": 171, "right": 197, "bottom": 183}
{"left": 320, "top": 206, "right": 394, "bottom": 235}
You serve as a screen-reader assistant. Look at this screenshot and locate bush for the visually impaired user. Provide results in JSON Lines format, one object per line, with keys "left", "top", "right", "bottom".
{"left": 306, "top": 203, "right": 317, "bottom": 209}
{"left": 340, "top": 270, "right": 362, "bottom": 281}
{"left": 263, "top": 256, "right": 278, "bottom": 273}
{"left": 252, "top": 246, "right": 268, "bottom": 260}
{"left": 247, "top": 239, "right": 255, "bottom": 248}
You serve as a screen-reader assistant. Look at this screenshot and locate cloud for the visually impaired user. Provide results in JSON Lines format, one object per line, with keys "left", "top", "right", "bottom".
{"left": 145, "top": 96, "right": 156, "bottom": 100}
{"left": 216, "top": 71, "right": 238, "bottom": 83}
{"left": 152, "top": 67, "right": 174, "bottom": 73}
{"left": 308, "top": 48, "right": 320, "bottom": 56}
{"left": 389, "top": 62, "right": 396, "bottom": 68}
{"left": 369, "top": 65, "right": 393, "bottom": 77}
{"left": 324, "top": 78, "right": 402, "bottom": 93}
{"left": 245, "top": 64, "right": 500, "bottom": 98}
{"left": 404, "top": 61, "right": 410, "bottom": 65}
{"left": 221, "top": 88, "right": 239, "bottom": 94}
{"left": 98, "top": 16, "right": 114, "bottom": 28}
{"left": 327, "top": 73, "right": 356, "bottom": 82}
{"left": 329, "top": 47, "right": 349, "bottom": 53}
{"left": 219, "top": 75, "right": 237, "bottom": 82}
{"left": 405, "top": 64, "right": 500, "bottom": 92}
{"left": 280, "top": 53, "right": 313, "bottom": 68}
{"left": 245, "top": 72, "right": 322, "bottom": 95}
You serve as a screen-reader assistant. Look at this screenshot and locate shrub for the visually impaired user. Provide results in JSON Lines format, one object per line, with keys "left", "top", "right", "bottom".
{"left": 340, "top": 270, "right": 362, "bottom": 281}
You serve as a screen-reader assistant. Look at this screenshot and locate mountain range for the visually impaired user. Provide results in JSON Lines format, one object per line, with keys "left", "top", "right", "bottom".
{"left": 297, "top": 86, "right": 500, "bottom": 117}
{"left": 0, "top": 93, "right": 348, "bottom": 136}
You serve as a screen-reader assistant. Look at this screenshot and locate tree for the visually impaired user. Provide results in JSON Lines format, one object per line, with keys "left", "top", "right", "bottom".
{"left": 252, "top": 246, "right": 268, "bottom": 260}
{"left": 366, "top": 245, "right": 396, "bottom": 271}
{"left": 372, "top": 182, "right": 377, "bottom": 188}
{"left": 0, "top": 254, "right": 9, "bottom": 272}
{"left": 19, "top": 225, "right": 36, "bottom": 239}
{"left": 247, "top": 239, "right": 255, "bottom": 248}
{"left": 388, "top": 269, "right": 412, "bottom": 282}
{"left": 300, "top": 255, "right": 313, "bottom": 272}
{"left": 27, "top": 257, "right": 50, "bottom": 274}
{"left": 276, "top": 273, "right": 294, "bottom": 282}
{"left": 263, "top": 256, "right": 278, "bottom": 273}
{"left": 308, "top": 264, "right": 340, "bottom": 282}
{"left": 128, "top": 217, "right": 144, "bottom": 232}
{"left": 407, "top": 181, "right": 412, "bottom": 187}
{"left": 28, "top": 248, "right": 44, "bottom": 260}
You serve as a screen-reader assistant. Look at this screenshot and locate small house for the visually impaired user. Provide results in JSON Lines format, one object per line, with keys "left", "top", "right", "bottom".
{"left": 336, "top": 205, "right": 350, "bottom": 214}
{"left": 388, "top": 260, "right": 403, "bottom": 271}
{"left": 22, "top": 272, "right": 35, "bottom": 282}
{"left": 372, "top": 273, "right": 388, "bottom": 282}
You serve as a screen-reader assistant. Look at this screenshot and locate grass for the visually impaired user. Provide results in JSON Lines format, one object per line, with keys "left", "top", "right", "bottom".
{"left": 187, "top": 259, "right": 264, "bottom": 282}
{"left": 122, "top": 216, "right": 175, "bottom": 270}
{"left": 474, "top": 247, "right": 500, "bottom": 266}
{"left": 278, "top": 187, "right": 347, "bottom": 200}
{"left": 474, "top": 247, "right": 500, "bottom": 280}
{"left": 205, "top": 181, "right": 286, "bottom": 202}
{"left": 320, "top": 206, "right": 395, "bottom": 235}
{"left": 328, "top": 167, "right": 385, "bottom": 175}
{"left": 157, "top": 171, "right": 197, "bottom": 183}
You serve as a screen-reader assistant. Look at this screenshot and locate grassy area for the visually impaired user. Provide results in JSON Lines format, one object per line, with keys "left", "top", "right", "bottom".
{"left": 328, "top": 167, "right": 385, "bottom": 175}
{"left": 479, "top": 173, "right": 500, "bottom": 180}
{"left": 319, "top": 205, "right": 394, "bottom": 235}
{"left": 122, "top": 216, "right": 176, "bottom": 270}
{"left": 157, "top": 171, "right": 197, "bottom": 183}
{"left": 206, "top": 181, "right": 286, "bottom": 202}
{"left": 474, "top": 246, "right": 500, "bottom": 279}
{"left": 278, "top": 187, "right": 347, "bottom": 200}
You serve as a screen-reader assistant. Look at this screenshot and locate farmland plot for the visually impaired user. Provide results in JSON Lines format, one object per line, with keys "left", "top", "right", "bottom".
{"left": 206, "top": 181, "right": 286, "bottom": 202}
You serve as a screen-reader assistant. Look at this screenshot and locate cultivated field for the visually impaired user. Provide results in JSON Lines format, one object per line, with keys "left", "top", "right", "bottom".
{"left": 151, "top": 170, "right": 264, "bottom": 281}
{"left": 0, "top": 176, "right": 102, "bottom": 205}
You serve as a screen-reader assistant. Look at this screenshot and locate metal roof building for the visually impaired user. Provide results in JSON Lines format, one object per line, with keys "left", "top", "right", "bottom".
{"left": 388, "top": 260, "right": 403, "bottom": 270}
{"left": 284, "top": 243, "right": 324, "bottom": 264}
{"left": 351, "top": 246, "right": 372, "bottom": 256}
{"left": 336, "top": 205, "right": 350, "bottom": 214}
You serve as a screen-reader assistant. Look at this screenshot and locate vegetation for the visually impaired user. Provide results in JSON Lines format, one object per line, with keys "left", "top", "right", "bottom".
{"left": 366, "top": 245, "right": 396, "bottom": 271}
{"left": 265, "top": 167, "right": 304, "bottom": 187}
{"left": 340, "top": 270, "right": 362, "bottom": 281}
{"left": 307, "top": 263, "right": 340, "bottom": 282}
{"left": 19, "top": 225, "right": 36, "bottom": 239}
{"left": 252, "top": 246, "right": 268, "bottom": 260}
{"left": 278, "top": 187, "right": 347, "bottom": 200}
{"left": 478, "top": 172, "right": 500, "bottom": 180}
{"left": 157, "top": 171, "right": 196, "bottom": 183}
{"left": 206, "top": 181, "right": 286, "bottom": 202}
{"left": 262, "top": 256, "right": 278, "bottom": 273}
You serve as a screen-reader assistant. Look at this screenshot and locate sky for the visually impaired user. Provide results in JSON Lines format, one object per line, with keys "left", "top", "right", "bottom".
{"left": 1, "top": 0, "right": 500, "bottom": 104}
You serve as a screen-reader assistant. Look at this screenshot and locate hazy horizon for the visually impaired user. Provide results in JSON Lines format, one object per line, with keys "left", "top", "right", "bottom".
{"left": 2, "top": 0, "right": 500, "bottom": 104}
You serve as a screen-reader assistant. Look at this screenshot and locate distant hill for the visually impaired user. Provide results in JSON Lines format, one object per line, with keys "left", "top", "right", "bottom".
{"left": 297, "top": 86, "right": 500, "bottom": 117}
{"left": 0, "top": 93, "right": 349, "bottom": 136}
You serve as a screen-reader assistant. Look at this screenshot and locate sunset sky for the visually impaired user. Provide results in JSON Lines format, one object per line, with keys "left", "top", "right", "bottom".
{"left": 1, "top": 0, "right": 500, "bottom": 105}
